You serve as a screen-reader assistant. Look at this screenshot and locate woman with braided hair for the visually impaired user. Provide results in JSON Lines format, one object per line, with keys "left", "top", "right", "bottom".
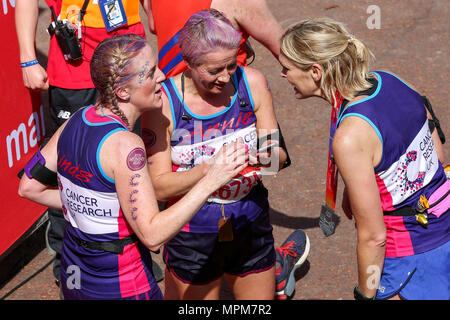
{"left": 18, "top": 34, "right": 249, "bottom": 300}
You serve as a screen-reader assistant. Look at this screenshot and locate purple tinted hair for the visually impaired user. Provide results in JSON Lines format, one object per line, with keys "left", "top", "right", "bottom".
{"left": 178, "top": 9, "right": 242, "bottom": 66}
{"left": 90, "top": 34, "right": 148, "bottom": 96}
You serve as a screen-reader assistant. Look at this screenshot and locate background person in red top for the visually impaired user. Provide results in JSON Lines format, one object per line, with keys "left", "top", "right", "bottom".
{"left": 147, "top": 0, "right": 284, "bottom": 78}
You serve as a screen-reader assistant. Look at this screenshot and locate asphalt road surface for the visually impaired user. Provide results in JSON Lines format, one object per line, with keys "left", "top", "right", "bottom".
{"left": 1, "top": 0, "right": 448, "bottom": 301}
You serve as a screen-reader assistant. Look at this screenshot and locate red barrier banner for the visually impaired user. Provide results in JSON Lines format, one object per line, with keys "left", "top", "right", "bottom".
{"left": 0, "top": 1, "right": 47, "bottom": 257}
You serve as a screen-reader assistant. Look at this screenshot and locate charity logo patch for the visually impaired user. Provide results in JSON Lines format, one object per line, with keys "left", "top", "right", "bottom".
{"left": 178, "top": 144, "right": 216, "bottom": 169}
{"left": 392, "top": 150, "right": 426, "bottom": 197}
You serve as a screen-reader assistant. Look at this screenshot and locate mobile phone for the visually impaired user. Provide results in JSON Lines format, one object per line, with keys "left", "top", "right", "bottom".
{"left": 257, "top": 142, "right": 278, "bottom": 153}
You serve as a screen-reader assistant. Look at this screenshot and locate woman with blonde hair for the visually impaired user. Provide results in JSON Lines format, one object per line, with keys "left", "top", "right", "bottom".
{"left": 279, "top": 18, "right": 449, "bottom": 300}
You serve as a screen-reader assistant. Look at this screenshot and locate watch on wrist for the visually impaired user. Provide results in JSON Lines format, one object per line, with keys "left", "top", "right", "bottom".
{"left": 353, "top": 286, "right": 375, "bottom": 300}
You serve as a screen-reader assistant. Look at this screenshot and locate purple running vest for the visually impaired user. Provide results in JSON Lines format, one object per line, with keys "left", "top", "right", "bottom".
{"left": 337, "top": 71, "right": 449, "bottom": 257}
{"left": 163, "top": 66, "right": 269, "bottom": 233}
{"left": 57, "top": 106, "right": 156, "bottom": 298}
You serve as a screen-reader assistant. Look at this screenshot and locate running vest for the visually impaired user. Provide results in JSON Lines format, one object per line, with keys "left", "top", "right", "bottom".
{"left": 57, "top": 106, "right": 156, "bottom": 299}
{"left": 337, "top": 71, "right": 449, "bottom": 257}
{"left": 164, "top": 66, "right": 267, "bottom": 232}
{"left": 151, "top": 0, "right": 249, "bottom": 77}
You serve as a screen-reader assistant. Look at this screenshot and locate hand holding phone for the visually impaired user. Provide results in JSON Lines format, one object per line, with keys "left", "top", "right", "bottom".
{"left": 257, "top": 142, "right": 278, "bottom": 153}
{"left": 249, "top": 142, "right": 278, "bottom": 167}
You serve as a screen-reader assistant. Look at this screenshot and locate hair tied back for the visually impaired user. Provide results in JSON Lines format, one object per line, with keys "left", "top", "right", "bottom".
{"left": 347, "top": 34, "right": 355, "bottom": 43}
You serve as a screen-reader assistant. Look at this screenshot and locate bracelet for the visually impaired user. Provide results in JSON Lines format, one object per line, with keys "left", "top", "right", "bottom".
{"left": 20, "top": 59, "right": 39, "bottom": 68}
{"left": 353, "top": 286, "right": 375, "bottom": 300}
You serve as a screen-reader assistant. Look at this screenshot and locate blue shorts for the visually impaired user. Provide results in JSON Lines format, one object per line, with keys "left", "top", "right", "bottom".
{"left": 376, "top": 240, "right": 450, "bottom": 300}
{"left": 163, "top": 208, "right": 275, "bottom": 284}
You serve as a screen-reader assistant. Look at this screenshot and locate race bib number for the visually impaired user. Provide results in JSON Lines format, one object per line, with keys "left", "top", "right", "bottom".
{"left": 171, "top": 124, "right": 260, "bottom": 203}
{"left": 208, "top": 167, "right": 261, "bottom": 204}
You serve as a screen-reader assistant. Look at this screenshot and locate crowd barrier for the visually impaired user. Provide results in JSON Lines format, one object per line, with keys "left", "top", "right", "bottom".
{"left": 0, "top": 1, "right": 47, "bottom": 261}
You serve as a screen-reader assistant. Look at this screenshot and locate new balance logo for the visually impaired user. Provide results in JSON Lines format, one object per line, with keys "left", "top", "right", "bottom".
{"left": 57, "top": 110, "right": 71, "bottom": 120}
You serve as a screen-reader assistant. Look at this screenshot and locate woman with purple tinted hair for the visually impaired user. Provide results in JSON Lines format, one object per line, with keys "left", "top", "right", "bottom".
{"left": 177, "top": 9, "right": 242, "bottom": 67}
{"left": 143, "top": 9, "right": 288, "bottom": 299}
{"left": 18, "top": 34, "right": 249, "bottom": 300}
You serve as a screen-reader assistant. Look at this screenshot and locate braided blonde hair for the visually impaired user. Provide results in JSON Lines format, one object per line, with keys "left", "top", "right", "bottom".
{"left": 281, "top": 18, "right": 375, "bottom": 105}
{"left": 90, "top": 34, "right": 148, "bottom": 129}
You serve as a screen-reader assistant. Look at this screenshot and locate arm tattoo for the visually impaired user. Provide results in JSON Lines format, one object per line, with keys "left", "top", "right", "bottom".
{"left": 129, "top": 173, "right": 141, "bottom": 220}
{"left": 130, "top": 173, "right": 141, "bottom": 186}
{"left": 127, "top": 148, "right": 146, "bottom": 171}
{"left": 131, "top": 207, "right": 138, "bottom": 220}
{"left": 142, "top": 128, "right": 157, "bottom": 148}
{"left": 129, "top": 189, "right": 139, "bottom": 203}
{"left": 142, "top": 128, "right": 157, "bottom": 157}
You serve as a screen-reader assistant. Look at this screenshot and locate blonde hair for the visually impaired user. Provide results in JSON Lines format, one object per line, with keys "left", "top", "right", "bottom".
{"left": 281, "top": 17, "right": 375, "bottom": 104}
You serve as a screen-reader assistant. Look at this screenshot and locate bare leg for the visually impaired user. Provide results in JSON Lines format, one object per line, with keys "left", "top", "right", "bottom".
{"left": 225, "top": 266, "right": 275, "bottom": 300}
{"left": 169, "top": 268, "right": 222, "bottom": 300}
{"left": 163, "top": 268, "right": 180, "bottom": 300}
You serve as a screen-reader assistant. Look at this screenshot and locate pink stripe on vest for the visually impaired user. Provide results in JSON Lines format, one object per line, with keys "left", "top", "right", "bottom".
{"left": 376, "top": 174, "right": 394, "bottom": 211}
{"left": 117, "top": 209, "right": 151, "bottom": 297}
{"left": 384, "top": 216, "right": 415, "bottom": 257}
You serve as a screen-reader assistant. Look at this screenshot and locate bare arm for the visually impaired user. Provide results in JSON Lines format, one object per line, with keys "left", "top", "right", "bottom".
{"left": 142, "top": 93, "right": 211, "bottom": 201}
{"left": 18, "top": 123, "right": 66, "bottom": 208}
{"left": 15, "top": 0, "right": 49, "bottom": 90}
{"left": 333, "top": 116, "right": 386, "bottom": 298}
{"left": 102, "top": 130, "right": 248, "bottom": 251}
{"left": 212, "top": 0, "right": 283, "bottom": 58}
{"left": 246, "top": 67, "right": 287, "bottom": 172}
{"left": 141, "top": 0, "right": 156, "bottom": 34}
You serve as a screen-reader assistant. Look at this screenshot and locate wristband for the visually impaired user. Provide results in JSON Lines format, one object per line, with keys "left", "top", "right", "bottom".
{"left": 353, "top": 286, "right": 375, "bottom": 300}
{"left": 20, "top": 59, "right": 39, "bottom": 68}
